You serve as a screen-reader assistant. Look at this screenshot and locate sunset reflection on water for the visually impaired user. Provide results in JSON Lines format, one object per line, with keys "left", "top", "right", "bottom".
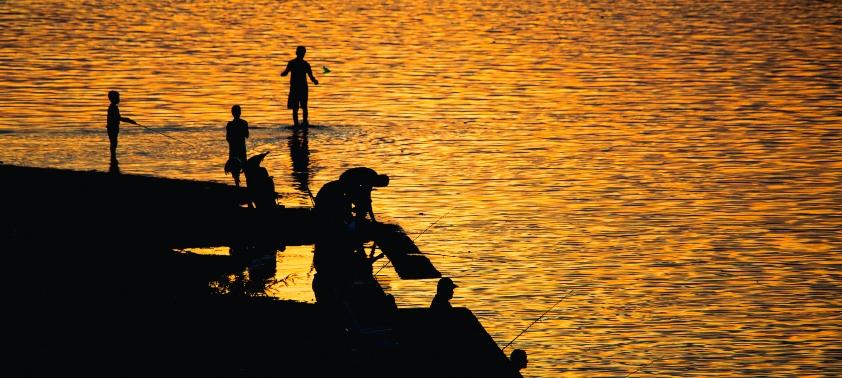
{"left": 2, "top": 1, "right": 841, "bottom": 376}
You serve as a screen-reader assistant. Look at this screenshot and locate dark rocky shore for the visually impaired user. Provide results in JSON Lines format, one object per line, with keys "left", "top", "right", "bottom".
{"left": 3, "top": 164, "right": 516, "bottom": 377}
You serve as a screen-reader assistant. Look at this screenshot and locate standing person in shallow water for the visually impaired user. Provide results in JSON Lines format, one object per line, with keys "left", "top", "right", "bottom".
{"left": 225, "top": 105, "right": 249, "bottom": 187}
{"left": 280, "top": 46, "right": 318, "bottom": 128}
{"left": 106, "top": 90, "right": 136, "bottom": 162}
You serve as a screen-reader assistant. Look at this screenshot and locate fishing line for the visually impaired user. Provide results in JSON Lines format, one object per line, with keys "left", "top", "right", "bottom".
{"left": 373, "top": 205, "right": 457, "bottom": 276}
{"left": 502, "top": 289, "right": 576, "bottom": 351}
{"left": 133, "top": 122, "right": 198, "bottom": 149}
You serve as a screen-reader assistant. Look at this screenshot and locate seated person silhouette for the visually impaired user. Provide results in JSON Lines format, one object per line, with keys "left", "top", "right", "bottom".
{"left": 510, "top": 349, "right": 528, "bottom": 377}
{"left": 241, "top": 152, "right": 276, "bottom": 209}
{"left": 430, "top": 277, "right": 457, "bottom": 310}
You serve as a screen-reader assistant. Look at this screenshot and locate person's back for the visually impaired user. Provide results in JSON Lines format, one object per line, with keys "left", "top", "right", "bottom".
{"left": 315, "top": 180, "right": 352, "bottom": 229}
{"left": 339, "top": 167, "right": 379, "bottom": 186}
{"left": 339, "top": 167, "right": 389, "bottom": 222}
{"left": 226, "top": 105, "right": 249, "bottom": 161}
{"left": 286, "top": 58, "right": 312, "bottom": 88}
{"left": 281, "top": 46, "right": 318, "bottom": 127}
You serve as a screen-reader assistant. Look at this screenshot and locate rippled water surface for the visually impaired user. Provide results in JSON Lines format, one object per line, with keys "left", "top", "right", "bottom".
{"left": 2, "top": 1, "right": 841, "bottom": 376}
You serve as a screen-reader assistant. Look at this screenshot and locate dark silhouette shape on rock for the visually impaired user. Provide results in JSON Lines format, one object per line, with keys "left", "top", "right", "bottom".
{"left": 243, "top": 152, "right": 276, "bottom": 209}
{"left": 314, "top": 179, "right": 352, "bottom": 234}
{"left": 280, "top": 46, "right": 318, "bottom": 128}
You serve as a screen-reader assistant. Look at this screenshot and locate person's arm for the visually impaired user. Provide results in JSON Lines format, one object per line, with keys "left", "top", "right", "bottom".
{"left": 243, "top": 121, "right": 249, "bottom": 139}
{"left": 280, "top": 62, "right": 291, "bottom": 77}
{"left": 120, "top": 116, "right": 136, "bottom": 124}
{"left": 307, "top": 63, "right": 318, "bottom": 85}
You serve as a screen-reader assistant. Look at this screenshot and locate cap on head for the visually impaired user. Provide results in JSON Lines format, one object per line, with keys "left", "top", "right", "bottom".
{"left": 108, "top": 90, "right": 120, "bottom": 104}
{"left": 296, "top": 46, "right": 306, "bottom": 58}
{"left": 438, "top": 277, "right": 457, "bottom": 290}
{"left": 231, "top": 105, "right": 241, "bottom": 117}
{"left": 373, "top": 174, "right": 389, "bottom": 187}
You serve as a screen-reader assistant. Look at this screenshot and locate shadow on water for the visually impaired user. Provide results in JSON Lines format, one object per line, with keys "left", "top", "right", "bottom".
{"left": 288, "top": 127, "right": 313, "bottom": 198}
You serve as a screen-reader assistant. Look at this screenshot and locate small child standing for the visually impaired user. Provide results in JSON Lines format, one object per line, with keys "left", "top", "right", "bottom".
{"left": 106, "top": 90, "right": 136, "bottom": 162}
{"left": 225, "top": 105, "right": 249, "bottom": 187}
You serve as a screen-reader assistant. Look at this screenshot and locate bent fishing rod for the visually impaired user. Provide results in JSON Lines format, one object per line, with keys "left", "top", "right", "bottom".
{"left": 502, "top": 289, "right": 576, "bottom": 352}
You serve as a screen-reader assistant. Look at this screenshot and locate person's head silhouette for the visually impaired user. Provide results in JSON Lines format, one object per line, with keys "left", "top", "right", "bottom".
{"left": 108, "top": 90, "right": 120, "bottom": 104}
{"left": 510, "top": 349, "right": 528, "bottom": 371}
{"left": 231, "top": 105, "right": 241, "bottom": 118}
{"left": 437, "top": 277, "right": 457, "bottom": 300}
{"left": 296, "top": 46, "right": 306, "bottom": 58}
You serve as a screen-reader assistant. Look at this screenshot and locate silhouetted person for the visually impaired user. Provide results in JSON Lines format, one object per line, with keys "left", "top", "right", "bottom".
{"left": 430, "top": 277, "right": 457, "bottom": 310}
{"left": 339, "top": 167, "right": 389, "bottom": 223}
{"left": 243, "top": 152, "right": 276, "bottom": 209}
{"left": 106, "top": 90, "right": 136, "bottom": 162}
{"left": 280, "top": 46, "right": 318, "bottom": 128}
{"left": 225, "top": 105, "right": 249, "bottom": 187}
{"left": 314, "top": 179, "right": 352, "bottom": 234}
{"left": 510, "top": 349, "right": 528, "bottom": 376}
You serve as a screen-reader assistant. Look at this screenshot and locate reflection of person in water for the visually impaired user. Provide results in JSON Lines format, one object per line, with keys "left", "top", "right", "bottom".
{"left": 288, "top": 127, "right": 311, "bottom": 197}
{"left": 280, "top": 46, "right": 318, "bottom": 128}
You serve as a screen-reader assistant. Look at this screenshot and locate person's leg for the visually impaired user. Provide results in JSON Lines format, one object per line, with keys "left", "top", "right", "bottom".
{"left": 301, "top": 96, "right": 309, "bottom": 127}
{"left": 108, "top": 131, "right": 118, "bottom": 161}
{"left": 292, "top": 106, "right": 299, "bottom": 127}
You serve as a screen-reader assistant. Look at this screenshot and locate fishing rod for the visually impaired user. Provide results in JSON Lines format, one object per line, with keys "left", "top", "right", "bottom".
{"left": 412, "top": 206, "right": 455, "bottom": 243}
{"left": 132, "top": 121, "right": 198, "bottom": 149}
{"left": 502, "top": 289, "right": 576, "bottom": 352}
{"left": 373, "top": 205, "right": 456, "bottom": 276}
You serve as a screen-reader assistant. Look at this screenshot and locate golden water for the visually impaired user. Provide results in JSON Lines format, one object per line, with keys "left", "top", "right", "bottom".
{"left": 2, "top": 1, "right": 841, "bottom": 376}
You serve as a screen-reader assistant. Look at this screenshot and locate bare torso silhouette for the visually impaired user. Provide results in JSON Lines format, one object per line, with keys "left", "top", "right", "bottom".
{"left": 285, "top": 58, "right": 313, "bottom": 109}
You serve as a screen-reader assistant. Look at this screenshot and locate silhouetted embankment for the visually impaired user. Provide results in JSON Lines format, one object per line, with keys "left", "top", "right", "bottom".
{"left": 3, "top": 164, "right": 517, "bottom": 377}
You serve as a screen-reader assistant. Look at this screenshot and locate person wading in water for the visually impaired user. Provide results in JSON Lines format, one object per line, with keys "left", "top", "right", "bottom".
{"left": 280, "top": 46, "right": 319, "bottom": 128}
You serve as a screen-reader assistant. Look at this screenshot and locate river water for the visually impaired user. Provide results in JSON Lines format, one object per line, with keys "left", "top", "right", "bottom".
{"left": 2, "top": 1, "right": 841, "bottom": 376}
